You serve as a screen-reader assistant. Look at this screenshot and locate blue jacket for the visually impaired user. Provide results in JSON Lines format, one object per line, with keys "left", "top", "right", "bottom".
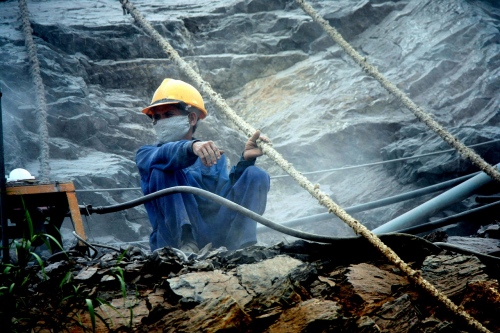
{"left": 136, "top": 139, "right": 263, "bottom": 251}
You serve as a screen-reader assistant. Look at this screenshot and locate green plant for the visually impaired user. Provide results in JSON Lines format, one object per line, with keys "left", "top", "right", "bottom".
{"left": 0, "top": 213, "right": 140, "bottom": 332}
{"left": 112, "top": 248, "right": 136, "bottom": 327}
{"left": 86, "top": 298, "right": 96, "bottom": 332}
{"left": 93, "top": 298, "right": 121, "bottom": 330}
{"left": 0, "top": 197, "right": 66, "bottom": 331}
{"left": 112, "top": 264, "right": 135, "bottom": 328}
{"left": 59, "top": 251, "right": 136, "bottom": 331}
{"left": 56, "top": 283, "right": 115, "bottom": 332}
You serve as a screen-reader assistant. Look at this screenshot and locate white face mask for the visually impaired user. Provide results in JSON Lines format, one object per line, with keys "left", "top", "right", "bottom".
{"left": 154, "top": 115, "right": 191, "bottom": 144}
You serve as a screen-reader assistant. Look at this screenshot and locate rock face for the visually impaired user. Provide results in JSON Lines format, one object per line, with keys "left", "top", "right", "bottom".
{"left": 0, "top": 0, "right": 499, "bottom": 244}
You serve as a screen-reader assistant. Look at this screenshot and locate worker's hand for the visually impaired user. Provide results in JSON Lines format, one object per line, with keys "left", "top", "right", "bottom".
{"left": 192, "top": 140, "right": 223, "bottom": 167}
{"left": 243, "top": 130, "right": 270, "bottom": 161}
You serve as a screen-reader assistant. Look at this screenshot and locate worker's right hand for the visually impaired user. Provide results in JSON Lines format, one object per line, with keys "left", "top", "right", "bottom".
{"left": 192, "top": 141, "right": 223, "bottom": 167}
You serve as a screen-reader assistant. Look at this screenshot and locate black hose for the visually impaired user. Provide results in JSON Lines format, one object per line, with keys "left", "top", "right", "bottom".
{"left": 89, "top": 243, "right": 121, "bottom": 252}
{"left": 82, "top": 186, "right": 359, "bottom": 244}
{"left": 475, "top": 195, "right": 500, "bottom": 204}
{"left": 390, "top": 200, "right": 500, "bottom": 235}
{"left": 434, "top": 242, "right": 500, "bottom": 263}
{"left": 70, "top": 232, "right": 123, "bottom": 255}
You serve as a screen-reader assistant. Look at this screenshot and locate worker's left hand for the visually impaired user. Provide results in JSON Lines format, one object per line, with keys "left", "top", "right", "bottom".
{"left": 243, "top": 130, "right": 270, "bottom": 161}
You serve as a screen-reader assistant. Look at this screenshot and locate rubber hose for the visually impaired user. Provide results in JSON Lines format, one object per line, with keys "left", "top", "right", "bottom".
{"left": 82, "top": 186, "right": 429, "bottom": 244}
{"left": 82, "top": 186, "right": 500, "bottom": 262}
{"left": 434, "top": 242, "right": 500, "bottom": 263}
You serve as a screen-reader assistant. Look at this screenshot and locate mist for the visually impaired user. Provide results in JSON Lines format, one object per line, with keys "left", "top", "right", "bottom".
{"left": 0, "top": 0, "right": 499, "bottom": 249}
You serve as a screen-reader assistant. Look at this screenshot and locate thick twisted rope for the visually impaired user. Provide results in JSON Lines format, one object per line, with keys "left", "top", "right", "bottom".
{"left": 295, "top": 0, "right": 500, "bottom": 185}
{"left": 119, "top": 1, "right": 490, "bottom": 332}
{"left": 18, "top": 0, "right": 50, "bottom": 182}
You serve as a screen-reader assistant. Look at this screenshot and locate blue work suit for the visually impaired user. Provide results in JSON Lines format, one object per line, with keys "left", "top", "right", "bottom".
{"left": 136, "top": 139, "right": 270, "bottom": 251}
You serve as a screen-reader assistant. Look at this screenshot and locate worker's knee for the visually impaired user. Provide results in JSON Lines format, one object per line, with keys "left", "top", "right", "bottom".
{"left": 239, "top": 166, "right": 270, "bottom": 191}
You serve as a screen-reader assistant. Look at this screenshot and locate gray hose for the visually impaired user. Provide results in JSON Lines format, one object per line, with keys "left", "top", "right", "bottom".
{"left": 82, "top": 186, "right": 358, "bottom": 243}
{"left": 78, "top": 186, "right": 500, "bottom": 264}
{"left": 72, "top": 231, "right": 98, "bottom": 258}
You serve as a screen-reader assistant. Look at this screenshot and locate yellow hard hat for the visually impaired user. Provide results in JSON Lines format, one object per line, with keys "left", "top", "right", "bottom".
{"left": 142, "top": 78, "right": 207, "bottom": 119}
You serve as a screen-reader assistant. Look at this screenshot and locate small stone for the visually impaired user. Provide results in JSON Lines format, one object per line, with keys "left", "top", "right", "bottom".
{"left": 74, "top": 266, "right": 98, "bottom": 281}
{"left": 268, "top": 299, "right": 343, "bottom": 332}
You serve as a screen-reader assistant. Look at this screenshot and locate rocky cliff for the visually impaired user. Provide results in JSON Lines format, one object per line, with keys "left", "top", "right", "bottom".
{"left": 0, "top": 0, "right": 499, "bottom": 245}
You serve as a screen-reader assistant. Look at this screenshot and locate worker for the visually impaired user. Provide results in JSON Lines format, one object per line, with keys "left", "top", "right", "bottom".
{"left": 136, "top": 78, "right": 270, "bottom": 253}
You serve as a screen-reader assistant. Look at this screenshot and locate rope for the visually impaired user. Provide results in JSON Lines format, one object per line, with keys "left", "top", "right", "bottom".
{"left": 18, "top": 0, "right": 50, "bottom": 182}
{"left": 118, "top": 1, "right": 490, "bottom": 331}
{"left": 294, "top": 1, "right": 492, "bottom": 331}
{"left": 295, "top": 0, "right": 500, "bottom": 185}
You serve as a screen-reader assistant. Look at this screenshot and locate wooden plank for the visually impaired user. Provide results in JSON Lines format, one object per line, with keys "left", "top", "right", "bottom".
{"left": 4, "top": 181, "right": 87, "bottom": 243}
{"left": 66, "top": 191, "right": 87, "bottom": 242}
{"left": 6, "top": 182, "right": 75, "bottom": 196}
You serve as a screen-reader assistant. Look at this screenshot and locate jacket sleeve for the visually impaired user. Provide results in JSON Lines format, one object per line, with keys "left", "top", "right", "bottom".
{"left": 136, "top": 140, "right": 199, "bottom": 175}
{"left": 229, "top": 154, "right": 256, "bottom": 185}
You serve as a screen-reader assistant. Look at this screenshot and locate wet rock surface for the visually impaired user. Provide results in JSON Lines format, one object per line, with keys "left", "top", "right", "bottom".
{"left": 0, "top": 0, "right": 499, "bottom": 245}
{"left": 1, "top": 235, "right": 500, "bottom": 332}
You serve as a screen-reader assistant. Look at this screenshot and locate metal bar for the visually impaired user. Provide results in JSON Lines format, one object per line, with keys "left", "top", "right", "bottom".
{"left": 372, "top": 163, "right": 500, "bottom": 234}
{"left": 0, "top": 88, "right": 8, "bottom": 263}
{"left": 7, "top": 182, "right": 76, "bottom": 195}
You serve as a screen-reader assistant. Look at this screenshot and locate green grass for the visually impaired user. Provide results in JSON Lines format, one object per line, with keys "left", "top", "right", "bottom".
{"left": 0, "top": 200, "right": 137, "bottom": 331}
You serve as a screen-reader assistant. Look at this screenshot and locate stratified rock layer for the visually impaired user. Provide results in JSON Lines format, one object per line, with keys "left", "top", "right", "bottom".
{"left": 3, "top": 239, "right": 499, "bottom": 332}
